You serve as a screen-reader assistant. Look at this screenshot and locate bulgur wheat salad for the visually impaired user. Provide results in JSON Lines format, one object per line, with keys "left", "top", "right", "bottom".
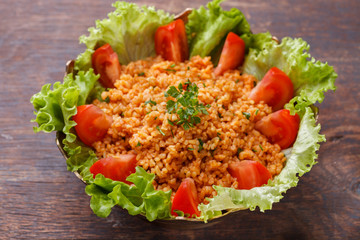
{"left": 31, "top": 0, "right": 337, "bottom": 222}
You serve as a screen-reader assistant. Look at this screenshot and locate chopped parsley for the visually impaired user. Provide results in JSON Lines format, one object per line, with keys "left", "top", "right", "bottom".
{"left": 165, "top": 68, "right": 176, "bottom": 72}
{"left": 136, "top": 141, "right": 141, "bottom": 147}
{"left": 188, "top": 147, "right": 194, "bottom": 151}
{"left": 167, "top": 119, "right": 175, "bottom": 126}
{"left": 198, "top": 139, "right": 204, "bottom": 152}
{"left": 156, "top": 126, "right": 165, "bottom": 136}
{"left": 165, "top": 81, "right": 209, "bottom": 130}
{"left": 187, "top": 66, "right": 190, "bottom": 70}
{"left": 242, "top": 112, "right": 251, "bottom": 120}
{"left": 138, "top": 72, "right": 145, "bottom": 76}
{"left": 217, "top": 132, "right": 222, "bottom": 141}
{"left": 145, "top": 99, "right": 157, "bottom": 106}
{"left": 236, "top": 79, "right": 240, "bottom": 83}
{"left": 218, "top": 112, "right": 223, "bottom": 118}
{"left": 255, "top": 109, "right": 259, "bottom": 115}
{"left": 237, "top": 148, "right": 243, "bottom": 155}
{"left": 203, "top": 83, "right": 206, "bottom": 88}
{"left": 210, "top": 148, "right": 217, "bottom": 157}
{"left": 252, "top": 148, "right": 257, "bottom": 152}
{"left": 259, "top": 144, "right": 263, "bottom": 151}
{"left": 170, "top": 63, "right": 176, "bottom": 68}
{"left": 102, "top": 96, "right": 110, "bottom": 103}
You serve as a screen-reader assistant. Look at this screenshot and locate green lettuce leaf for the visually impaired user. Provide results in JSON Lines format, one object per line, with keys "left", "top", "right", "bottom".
{"left": 30, "top": 69, "right": 99, "bottom": 142}
{"left": 243, "top": 36, "right": 337, "bottom": 109}
{"left": 85, "top": 167, "right": 172, "bottom": 221}
{"left": 199, "top": 107, "right": 325, "bottom": 222}
{"left": 77, "top": 1, "right": 173, "bottom": 70}
{"left": 186, "top": 0, "right": 251, "bottom": 60}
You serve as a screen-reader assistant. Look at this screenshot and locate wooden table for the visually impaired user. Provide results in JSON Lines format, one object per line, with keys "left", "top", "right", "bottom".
{"left": 1, "top": 0, "right": 359, "bottom": 239}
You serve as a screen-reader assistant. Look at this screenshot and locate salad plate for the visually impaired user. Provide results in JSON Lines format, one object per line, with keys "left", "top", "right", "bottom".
{"left": 32, "top": 0, "right": 336, "bottom": 224}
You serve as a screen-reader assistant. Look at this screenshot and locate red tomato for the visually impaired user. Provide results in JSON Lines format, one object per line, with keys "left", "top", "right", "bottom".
{"left": 89, "top": 155, "right": 137, "bottom": 184}
{"left": 255, "top": 109, "right": 300, "bottom": 149}
{"left": 92, "top": 43, "right": 121, "bottom": 88}
{"left": 73, "top": 104, "right": 112, "bottom": 146}
{"left": 171, "top": 178, "right": 200, "bottom": 217}
{"left": 248, "top": 67, "right": 294, "bottom": 111}
{"left": 228, "top": 160, "right": 272, "bottom": 190}
{"left": 155, "top": 19, "right": 189, "bottom": 62}
{"left": 214, "top": 32, "right": 246, "bottom": 76}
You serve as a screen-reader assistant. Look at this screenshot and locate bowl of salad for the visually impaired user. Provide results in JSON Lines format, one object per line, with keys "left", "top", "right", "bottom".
{"left": 30, "top": 0, "right": 337, "bottom": 223}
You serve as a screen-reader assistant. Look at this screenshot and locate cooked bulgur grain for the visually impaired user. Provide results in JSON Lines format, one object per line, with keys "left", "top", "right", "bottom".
{"left": 92, "top": 55, "right": 286, "bottom": 203}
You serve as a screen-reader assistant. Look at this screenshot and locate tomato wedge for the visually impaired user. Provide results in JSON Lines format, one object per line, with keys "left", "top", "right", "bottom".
{"left": 214, "top": 32, "right": 246, "bottom": 76}
{"left": 92, "top": 43, "right": 121, "bottom": 88}
{"left": 155, "top": 19, "right": 189, "bottom": 62}
{"left": 248, "top": 67, "right": 294, "bottom": 111}
{"left": 255, "top": 109, "right": 300, "bottom": 149}
{"left": 171, "top": 178, "right": 201, "bottom": 217}
{"left": 228, "top": 160, "right": 272, "bottom": 190}
{"left": 73, "top": 104, "right": 112, "bottom": 146}
{"left": 90, "top": 155, "right": 137, "bottom": 184}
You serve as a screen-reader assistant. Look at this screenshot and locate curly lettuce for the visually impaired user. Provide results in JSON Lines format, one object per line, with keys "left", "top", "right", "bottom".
{"left": 186, "top": 0, "right": 251, "bottom": 62}
{"left": 76, "top": 1, "right": 173, "bottom": 71}
{"left": 30, "top": 69, "right": 99, "bottom": 142}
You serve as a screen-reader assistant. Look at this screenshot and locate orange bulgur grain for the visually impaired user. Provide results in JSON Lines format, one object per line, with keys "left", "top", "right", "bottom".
{"left": 92, "top": 55, "right": 286, "bottom": 203}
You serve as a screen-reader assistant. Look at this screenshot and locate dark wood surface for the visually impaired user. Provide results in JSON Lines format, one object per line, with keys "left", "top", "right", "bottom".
{"left": 1, "top": 0, "right": 359, "bottom": 239}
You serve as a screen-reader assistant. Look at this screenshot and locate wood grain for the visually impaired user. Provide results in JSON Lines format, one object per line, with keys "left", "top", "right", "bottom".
{"left": 0, "top": 0, "right": 359, "bottom": 239}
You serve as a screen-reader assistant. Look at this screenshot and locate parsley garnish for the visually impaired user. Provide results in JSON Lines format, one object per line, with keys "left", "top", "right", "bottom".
{"left": 187, "top": 66, "right": 190, "bottom": 70}
{"left": 138, "top": 72, "right": 145, "bottom": 76}
{"left": 145, "top": 99, "right": 157, "bottom": 106}
{"left": 242, "top": 112, "right": 251, "bottom": 120}
{"left": 236, "top": 79, "right": 240, "bottom": 83}
{"left": 170, "top": 64, "right": 176, "bottom": 68}
{"left": 218, "top": 112, "right": 223, "bottom": 118}
{"left": 210, "top": 148, "right": 217, "bottom": 157}
{"left": 136, "top": 141, "right": 141, "bottom": 147}
{"left": 237, "top": 148, "right": 243, "bottom": 155}
{"left": 198, "top": 139, "right": 204, "bottom": 152}
{"left": 188, "top": 148, "right": 194, "bottom": 151}
{"left": 102, "top": 96, "right": 110, "bottom": 103}
{"left": 156, "top": 126, "right": 165, "bottom": 136}
{"left": 203, "top": 83, "right": 206, "bottom": 88}
{"left": 259, "top": 145, "right": 263, "bottom": 151}
{"left": 165, "top": 81, "right": 209, "bottom": 130}
{"left": 217, "top": 132, "right": 222, "bottom": 141}
{"left": 165, "top": 68, "right": 176, "bottom": 72}
{"left": 255, "top": 109, "right": 259, "bottom": 115}
{"left": 167, "top": 119, "right": 175, "bottom": 126}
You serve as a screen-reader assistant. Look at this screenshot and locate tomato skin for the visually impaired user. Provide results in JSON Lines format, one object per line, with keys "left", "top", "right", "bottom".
{"left": 89, "top": 155, "right": 137, "bottom": 184}
{"left": 228, "top": 160, "right": 272, "bottom": 190}
{"left": 255, "top": 109, "right": 300, "bottom": 149}
{"left": 155, "top": 19, "right": 189, "bottom": 62}
{"left": 73, "top": 104, "right": 112, "bottom": 146}
{"left": 214, "top": 32, "right": 246, "bottom": 76}
{"left": 249, "top": 67, "right": 294, "bottom": 111}
{"left": 171, "top": 178, "right": 201, "bottom": 217}
{"left": 92, "top": 43, "right": 121, "bottom": 88}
